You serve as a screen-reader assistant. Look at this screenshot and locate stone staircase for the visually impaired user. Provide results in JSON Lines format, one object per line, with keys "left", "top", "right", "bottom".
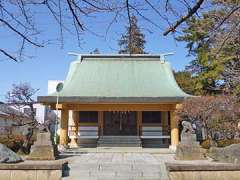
{"left": 97, "top": 136, "right": 142, "bottom": 147}
{"left": 63, "top": 162, "right": 168, "bottom": 180}
{"left": 62, "top": 152, "right": 170, "bottom": 180}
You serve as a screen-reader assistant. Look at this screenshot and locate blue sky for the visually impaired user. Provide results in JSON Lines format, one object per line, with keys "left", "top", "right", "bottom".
{"left": 0, "top": 4, "right": 193, "bottom": 101}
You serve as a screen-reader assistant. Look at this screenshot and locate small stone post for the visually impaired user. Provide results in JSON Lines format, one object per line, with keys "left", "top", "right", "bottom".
{"left": 69, "top": 111, "right": 79, "bottom": 147}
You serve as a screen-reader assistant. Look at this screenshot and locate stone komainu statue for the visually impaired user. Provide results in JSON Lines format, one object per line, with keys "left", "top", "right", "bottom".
{"left": 175, "top": 120, "right": 206, "bottom": 160}
{"left": 181, "top": 121, "right": 195, "bottom": 134}
{"left": 181, "top": 121, "right": 197, "bottom": 143}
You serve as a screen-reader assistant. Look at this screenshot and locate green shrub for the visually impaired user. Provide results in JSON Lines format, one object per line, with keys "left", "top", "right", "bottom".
{"left": 201, "top": 139, "right": 211, "bottom": 149}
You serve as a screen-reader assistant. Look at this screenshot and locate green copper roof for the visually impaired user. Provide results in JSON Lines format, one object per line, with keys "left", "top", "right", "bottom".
{"left": 38, "top": 55, "right": 191, "bottom": 103}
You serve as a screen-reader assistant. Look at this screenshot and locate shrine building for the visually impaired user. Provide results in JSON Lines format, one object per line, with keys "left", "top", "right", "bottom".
{"left": 38, "top": 54, "right": 190, "bottom": 149}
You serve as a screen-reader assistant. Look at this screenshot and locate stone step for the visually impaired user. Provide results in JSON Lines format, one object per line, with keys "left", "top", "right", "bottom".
{"left": 62, "top": 161, "right": 168, "bottom": 180}
{"left": 98, "top": 136, "right": 142, "bottom": 147}
{"left": 98, "top": 141, "right": 141, "bottom": 144}
{"left": 97, "top": 143, "right": 141, "bottom": 146}
{"left": 98, "top": 136, "right": 141, "bottom": 139}
{"left": 98, "top": 138, "right": 141, "bottom": 140}
{"left": 98, "top": 140, "right": 141, "bottom": 143}
{"left": 98, "top": 144, "right": 141, "bottom": 147}
{"left": 67, "top": 163, "right": 162, "bottom": 168}
{"left": 64, "top": 164, "right": 163, "bottom": 177}
{"left": 98, "top": 136, "right": 140, "bottom": 139}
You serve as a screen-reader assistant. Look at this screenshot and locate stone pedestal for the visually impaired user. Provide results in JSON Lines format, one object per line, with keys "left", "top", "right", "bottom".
{"left": 176, "top": 144, "right": 205, "bottom": 160}
{"left": 27, "top": 132, "right": 56, "bottom": 160}
{"left": 181, "top": 133, "right": 199, "bottom": 145}
{"left": 175, "top": 121, "right": 206, "bottom": 160}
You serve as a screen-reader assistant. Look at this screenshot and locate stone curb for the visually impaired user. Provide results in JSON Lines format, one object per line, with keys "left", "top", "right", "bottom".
{"left": 0, "top": 160, "right": 67, "bottom": 170}
{"left": 166, "top": 163, "right": 240, "bottom": 171}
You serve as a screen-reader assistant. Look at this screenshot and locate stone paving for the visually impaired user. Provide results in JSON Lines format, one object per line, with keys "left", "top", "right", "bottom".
{"left": 62, "top": 152, "right": 174, "bottom": 180}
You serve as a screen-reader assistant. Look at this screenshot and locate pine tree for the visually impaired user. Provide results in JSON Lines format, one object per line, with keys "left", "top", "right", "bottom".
{"left": 177, "top": 0, "right": 240, "bottom": 95}
{"left": 174, "top": 71, "right": 196, "bottom": 95}
{"left": 118, "top": 16, "right": 146, "bottom": 54}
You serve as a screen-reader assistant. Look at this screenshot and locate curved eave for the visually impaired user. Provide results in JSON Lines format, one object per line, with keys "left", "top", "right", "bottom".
{"left": 37, "top": 96, "right": 189, "bottom": 104}
{"left": 39, "top": 55, "right": 193, "bottom": 104}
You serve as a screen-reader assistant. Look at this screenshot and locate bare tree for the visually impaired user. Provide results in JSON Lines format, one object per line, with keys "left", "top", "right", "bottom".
{"left": 223, "top": 60, "right": 240, "bottom": 95}
{"left": 175, "top": 95, "right": 240, "bottom": 141}
{"left": 0, "top": 0, "right": 209, "bottom": 62}
{"left": 6, "top": 83, "right": 38, "bottom": 121}
{"left": 5, "top": 83, "right": 39, "bottom": 153}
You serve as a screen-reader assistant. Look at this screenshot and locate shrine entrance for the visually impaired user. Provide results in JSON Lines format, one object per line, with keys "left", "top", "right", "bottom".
{"left": 103, "top": 111, "right": 137, "bottom": 136}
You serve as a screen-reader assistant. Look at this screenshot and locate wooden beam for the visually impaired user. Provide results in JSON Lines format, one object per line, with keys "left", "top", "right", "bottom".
{"left": 52, "top": 103, "right": 68, "bottom": 110}
{"left": 53, "top": 103, "right": 176, "bottom": 111}
{"left": 176, "top": 103, "right": 183, "bottom": 110}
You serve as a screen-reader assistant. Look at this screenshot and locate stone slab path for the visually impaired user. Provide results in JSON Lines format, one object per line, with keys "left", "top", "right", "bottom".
{"left": 62, "top": 152, "right": 174, "bottom": 180}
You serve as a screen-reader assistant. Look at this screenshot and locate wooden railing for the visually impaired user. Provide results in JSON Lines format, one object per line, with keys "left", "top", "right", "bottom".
{"left": 141, "top": 125, "right": 170, "bottom": 139}
{"left": 69, "top": 125, "right": 98, "bottom": 139}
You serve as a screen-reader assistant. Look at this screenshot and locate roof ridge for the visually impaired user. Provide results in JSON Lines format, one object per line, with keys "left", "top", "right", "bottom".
{"left": 70, "top": 53, "right": 161, "bottom": 57}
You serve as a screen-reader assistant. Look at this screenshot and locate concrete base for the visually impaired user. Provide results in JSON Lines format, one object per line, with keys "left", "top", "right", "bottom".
{"left": 0, "top": 160, "right": 66, "bottom": 180}
{"left": 169, "top": 171, "right": 240, "bottom": 180}
{"left": 166, "top": 163, "right": 240, "bottom": 180}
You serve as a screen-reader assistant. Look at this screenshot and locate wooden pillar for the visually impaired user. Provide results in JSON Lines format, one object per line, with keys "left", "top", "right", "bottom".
{"left": 60, "top": 109, "right": 69, "bottom": 147}
{"left": 137, "top": 111, "right": 142, "bottom": 136}
{"left": 161, "top": 111, "right": 168, "bottom": 145}
{"left": 98, "top": 111, "right": 104, "bottom": 136}
{"left": 69, "top": 111, "right": 79, "bottom": 147}
{"left": 161, "top": 111, "right": 167, "bottom": 134}
{"left": 170, "top": 111, "right": 179, "bottom": 150}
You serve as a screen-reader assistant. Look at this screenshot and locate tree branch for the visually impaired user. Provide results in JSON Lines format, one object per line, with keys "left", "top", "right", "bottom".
{"left": 81, "top": 0, "right": 112, "bottom": 11}
{"left": 0, "top": 49, "right": 17, "bottom": 62}
{"left": 214, "top": 5, "right": 240, "bottom": 31}
{"left": 129, "top": 4, "right": 163, "bottom": 30}
{"left": 163, "top": 0, "right": 205, "bottom": 36}
{"left": 0, "top": 18, "right": 43, "bottom": 47}
{"left": 66, "top": 0, "right": 84, "bottom": 31}
{"left": 144, "top": 0, "right": 171, "bottom": 26}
